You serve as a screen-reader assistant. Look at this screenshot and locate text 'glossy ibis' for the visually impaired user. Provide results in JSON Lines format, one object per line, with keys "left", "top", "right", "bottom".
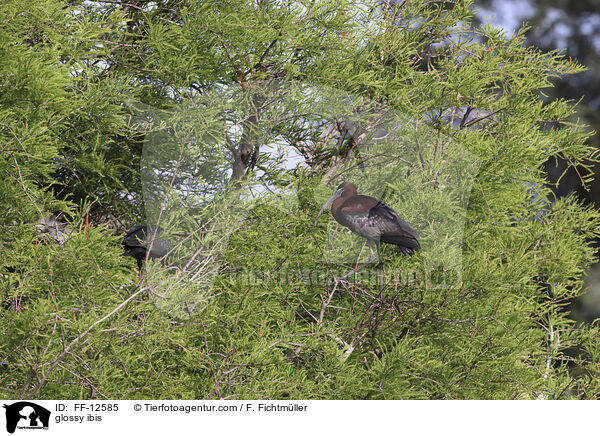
{"left": 314, "top": 182, "right": 420, "bottom": 275}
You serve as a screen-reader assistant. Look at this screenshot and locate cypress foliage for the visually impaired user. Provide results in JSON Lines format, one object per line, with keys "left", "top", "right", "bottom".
{"left": 2, "top": 0, "right": 600, "bottom": 400}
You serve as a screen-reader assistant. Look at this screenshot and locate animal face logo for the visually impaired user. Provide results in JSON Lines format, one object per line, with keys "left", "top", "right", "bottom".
{"left": 3, "top": 402, "right": 50, "bottom": 434}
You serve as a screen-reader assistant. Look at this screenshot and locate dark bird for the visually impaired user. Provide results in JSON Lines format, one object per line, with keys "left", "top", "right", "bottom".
{"left": 314, "top": 182, "right": 420, "bottom": 274}
{"left": 123, "top": 225, "right": 172, "bottom": 271}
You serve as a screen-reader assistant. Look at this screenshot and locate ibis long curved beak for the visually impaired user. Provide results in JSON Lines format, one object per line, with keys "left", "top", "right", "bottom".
{"left": 314, "top": 189, "right": 343, "bottom": 226}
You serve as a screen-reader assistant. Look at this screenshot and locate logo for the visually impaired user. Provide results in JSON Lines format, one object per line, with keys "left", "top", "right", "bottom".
{"left": 3, "top": 402, "right": 50, "bottom": 434}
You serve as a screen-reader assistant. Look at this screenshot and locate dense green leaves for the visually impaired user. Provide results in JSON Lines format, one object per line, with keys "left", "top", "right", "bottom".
{"left": 2, "top": 0, "right": 600, "bottom": 400}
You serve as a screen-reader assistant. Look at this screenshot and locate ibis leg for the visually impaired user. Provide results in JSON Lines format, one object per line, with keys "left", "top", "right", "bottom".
{"left": 376, "top": 240, "right": 382, "bottom": 267}
{"left": 376, "top": 240, "right": 383, "bottom": 298}
{"left": 338, "top": 239, "right": 377, "bottom": 281}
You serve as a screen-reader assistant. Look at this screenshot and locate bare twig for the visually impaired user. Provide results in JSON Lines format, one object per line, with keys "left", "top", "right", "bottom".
{"left": 24, "top": 287, "right": 147, "bottom": 399}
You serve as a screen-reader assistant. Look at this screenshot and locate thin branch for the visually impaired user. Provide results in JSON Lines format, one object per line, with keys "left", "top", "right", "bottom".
{"left": 24, "top": 287, "right": 147, "bottom": 399}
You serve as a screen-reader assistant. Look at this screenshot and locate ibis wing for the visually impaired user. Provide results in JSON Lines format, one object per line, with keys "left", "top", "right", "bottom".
{"left": 363, "top": 196, "right": 419, "bottom": 239}
{"left": 337, "top": 195, "right": 419, "bottom": 239}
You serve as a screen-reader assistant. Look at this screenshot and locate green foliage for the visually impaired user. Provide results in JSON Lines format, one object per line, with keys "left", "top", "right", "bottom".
{"left": 2, "top": 0, "right": 600, "bottom": 401}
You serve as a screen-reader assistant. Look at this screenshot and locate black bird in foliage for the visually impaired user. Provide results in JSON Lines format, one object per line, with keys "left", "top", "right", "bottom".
{"left": 314, "top": 182, "right": 420, "bottom": 274}
{"left": 123, "top": 225, "right": 172, "bottom": 271}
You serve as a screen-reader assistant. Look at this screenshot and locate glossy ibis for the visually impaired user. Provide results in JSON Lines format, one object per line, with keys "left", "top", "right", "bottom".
{"left": 314, "top": 182, "right": 420, "bottom": 277}
{"left": 123, "top": 225, "right": 172, "bottom": 271}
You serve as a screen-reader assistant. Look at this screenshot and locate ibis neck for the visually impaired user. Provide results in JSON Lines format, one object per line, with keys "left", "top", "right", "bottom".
{"left": 331, "top": 195, "right": 350, "bottom": 220}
